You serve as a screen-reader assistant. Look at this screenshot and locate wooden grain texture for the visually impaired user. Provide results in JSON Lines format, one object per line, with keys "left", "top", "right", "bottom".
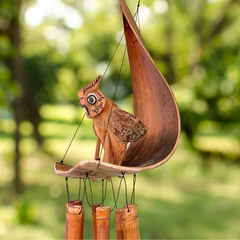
{"left": 108, "top": 108, "right": 147, "bottom": 143}
{"left": 96, "top": 206, "right": 111, "bottom": 240}
{"left": 65, "top": 202, "right": 69, "bottom": 240}
{"left": 54, "top": 0, "right": 180, "bottom": 179}
{"left": 92, "top": 204, "right": 100, "bottom": 240}
{"left": 66, "top": 200, "right": 84, "bottom": 240}
{"left": 115, "top": 208, "right": 124, "bottom": 240}
{"left": 54, "top": 160, "right": 161, "bottom": 179}
{"left": 65, "top": 200, "right": 82, "bottom": 240}
{"left": 119, "top": 0, "right": 180, "bottom": 167}
{"left": 122, "top": 204, "right": 140, "bottom": 240}
{"left": 78, "top": 75, "right": 128, "bottom": 165}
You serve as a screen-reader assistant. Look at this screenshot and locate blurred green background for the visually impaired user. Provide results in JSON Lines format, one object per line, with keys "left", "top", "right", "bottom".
{"left": 0, "top": 0, "right": 240, "bottom": 239}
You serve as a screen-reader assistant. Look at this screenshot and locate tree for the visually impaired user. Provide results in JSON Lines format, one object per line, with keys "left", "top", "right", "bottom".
{"left": 0, "top": 0, "right": 44, "bottom": 195}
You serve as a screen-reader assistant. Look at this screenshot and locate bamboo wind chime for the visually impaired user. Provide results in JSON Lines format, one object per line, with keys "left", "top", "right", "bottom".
{"left": 64, "top": 176, "right": 140, "bottom": 240}
{"left": 54, "top": 0, "right": 180, "bottom": 239}
{"left": 65, "top": 204, "right": 140, "bottom": 240}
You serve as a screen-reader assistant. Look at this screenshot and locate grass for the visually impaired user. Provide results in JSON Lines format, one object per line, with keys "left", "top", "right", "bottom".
{"left": 1, "top": 105, "right": 240, "bottom": 239}
{"left": 1, "top": 135, "right": 240, "bottom": 239}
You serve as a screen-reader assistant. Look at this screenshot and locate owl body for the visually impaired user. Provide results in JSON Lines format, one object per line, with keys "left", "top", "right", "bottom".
{"left": 78, "top": 75, "right": 148, "bottom": 165}
{"left": 92, "top": 99, "right": 126, "bottom": 165}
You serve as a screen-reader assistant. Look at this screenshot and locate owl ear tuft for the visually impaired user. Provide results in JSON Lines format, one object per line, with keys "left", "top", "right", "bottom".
{"left": 82, "top": 75, "right": 102, "bottom": 94}
{"left": 91, "top": 75, "right": 102, "bottom": 90}
{"left": 94, "top": 75, "right": 102, "bottom": 88}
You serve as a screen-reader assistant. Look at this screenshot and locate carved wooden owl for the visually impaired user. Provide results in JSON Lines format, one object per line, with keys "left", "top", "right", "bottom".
{"left": 78, "top": 75, "right": 148, "bottom": 165}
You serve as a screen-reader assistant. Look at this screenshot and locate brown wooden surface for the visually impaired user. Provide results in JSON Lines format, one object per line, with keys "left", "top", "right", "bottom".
{"left": 65, "top": 200, "right": 82, "bottom": 240}
{"left": 65, "top": 202, "right": 70, "bottom": 240}
{"left": 95, "top": 137, "right": 101, "bottom": 160}
{"left": 119, "top": 0, "right": 180, "bottom": 167}
{"left": 54, "top": 0, "right": 180, "bottom": 179}
{"left": 67, "top": 200, "right": 84, "bottom": 240}
{"left": 92, "top": 204, "right": 100, "bottom": 240}
{"left": 78, "top": 75, "right": 128, "bottom": 165}
{"left": 96, "top": 206, "right": 111, "bottom": 240}
{"left": 122, "top": 204, "right": 140, "bottom": 240}
{"left": 54, "top": 159, "right": 170, "bottom": 179}
{"left": 65, "top": 202, "right": 68, "bottom": 240}
{"left": 115, "top": 208, "right": 124, "bottom": 240}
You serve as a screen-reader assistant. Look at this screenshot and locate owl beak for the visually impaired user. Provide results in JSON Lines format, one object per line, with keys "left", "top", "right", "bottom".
{"left": 84, "top": 108, "right": 90, "bottom": 118}
{"left": 79, "top": 101, "right": 90, "bottom": 118}
{"left": 82, "top": 105, "right": 90, "bottom": 118}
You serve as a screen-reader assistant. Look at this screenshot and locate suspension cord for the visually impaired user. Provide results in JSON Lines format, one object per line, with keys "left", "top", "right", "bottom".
{"left": 60, "top": 1, "right": 141, "bottom": 165}
{"left": 133, "top": 0, "right": 141, "bottom": 30}
{"left": 98, "top": 1, "right": 141, "bottom": 162}
{"left": 81, "top": 178, "right": 86, "bottom": 203}
{"left": 98, "top": 26, "right": 131, "bottom": 162}
{"left": 130, "top": 174, "right": 137, "bottom": 204}
{"left": 100, "top": 0, "right": 140, "bottom": 84}
{"left": 65, "top": 177, "right": 71, "bottom": 203}
{"left": 110, "top": 178, "right": 117, "bottom": 211}
{"left": 100, "top": 179, "right": 108, "bottom": 206}
{"left": 111, "top": 176, "right": 124, "bottom": 212}
{"left": 61, "top": 26, "right": 129, "bottom": 166}
{"left": 88, "top": 176, "right": 94, "bottom": 207}
{"left": 84, "top": 173, "right": 94, "bottom": 207}
{"left": 101, "top": 32, "right": 126, "bottom": 84}
{"left": 122, "top": 173, "right": 130, "bottom": 212}
{"left": 102, "top": 179, "right": 105, "bottom": 206}
{"left": 78, "top": 178, "right": 82, "bottom": 200}
{"left": 60, "top": 113, "right": 86, "bottom": 164}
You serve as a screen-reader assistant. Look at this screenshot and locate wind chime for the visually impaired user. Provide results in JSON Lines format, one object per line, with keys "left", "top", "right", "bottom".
{"left": 54, "top": 0, "right": 180, "bottom": 239}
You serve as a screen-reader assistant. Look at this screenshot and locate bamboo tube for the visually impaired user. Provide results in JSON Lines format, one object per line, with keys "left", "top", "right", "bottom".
{"left": 122, "top": 204, "right": 140, "bottom": 240}
{"left": 66, "top": 200, "right": 82, "bottom": 239}
{"left": 67, "top": 200, "right": 84, "bottom": 240}
{"left": 96, "top": 206, "right": 111, "bottom": 240}
{"left": 65, "top": 202, "right": 69, "bottom": 240}
{"left": 92, "top": 204, "right": 100, "bottom": 240}
{"left": 115, "top": 208, "right": 124, "bottom": 240}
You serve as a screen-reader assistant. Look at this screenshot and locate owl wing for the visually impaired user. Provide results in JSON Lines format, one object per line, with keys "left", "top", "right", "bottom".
{"left": 108, "top": 108, "right": 148, "bottom": 143}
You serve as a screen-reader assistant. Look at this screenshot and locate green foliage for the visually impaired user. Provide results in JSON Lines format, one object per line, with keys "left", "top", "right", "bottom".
{"left": 1, "top": 136, "right": 240, "bottom": 239}
{"left": 16, "top": 198, "right": 33, "bottom": 224}
{"left": 24, "top": 55, "right": 59, "bottom": 105}
{"left": 1, "top": 0, "right": 240, "bottom": 237}
{"left": 0, "top": 0, "right": 18, "bottom": 107}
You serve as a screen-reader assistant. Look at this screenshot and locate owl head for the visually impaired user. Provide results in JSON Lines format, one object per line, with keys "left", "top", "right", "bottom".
{"left": 78, "top": 75, "right": 106, "bottom": 119}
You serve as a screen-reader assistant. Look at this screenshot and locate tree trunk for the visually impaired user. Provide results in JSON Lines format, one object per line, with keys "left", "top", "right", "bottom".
{"left": 4, "top": 0, "right": 24, "bottom": 196}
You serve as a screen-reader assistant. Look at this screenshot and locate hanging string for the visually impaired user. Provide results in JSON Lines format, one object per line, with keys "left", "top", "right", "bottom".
{"left": 84, "top": 173, "right": 94, "bottom": 207}
{"left": 110, "top": 178, "right": 117, "bottom": 211}
{"left": 78, "top": 178, "right": 82, "bottom": 200}
{"left": 101, "top": 179, "right": 104, "bottom": 206}
{"left": 100, "top": 0, "right": 141, "bottom": 84}
{"left": 130, "top": 174, "right": 137, "bottom": 204}
{"left": 111, "top": 175, "right": 124, "bottom": 212}
{"left": 60, "top": 0, "right": 141, "bottom": 165}
{"left": 78, "top": 178, "right": 86, "bottom": 215}
{"left": 80, "top": 178, "right": 86, "bottom": 203}
{"left": 60, "top": 113, "right": 86, "bottom": 164}
{"left": 98, "top": 0, "right": 142, "bottom": 163}
{"left": 100, "top": 179, "right": 108, "bottom": 206}
{"left": 88, "top": 175, "right": 94, "bottom": 207}
{"left": 122, "top": 173, "right": 130, "bottom": 212}
{"left": 65, "top": 177, "right": 71, "bottom": 203}
{"left": 100, "top": 31, "right": 127, "bottom": 84}
{"left": 98, "top": 27, "right": 131, "bottom": 162}
{"left": 133, "top": 0, "right": 141, "bottom": 30}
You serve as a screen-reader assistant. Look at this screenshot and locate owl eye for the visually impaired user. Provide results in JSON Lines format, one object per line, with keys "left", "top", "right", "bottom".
{"left": 87, "top": 94, "right": 97, "bottom": 105}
